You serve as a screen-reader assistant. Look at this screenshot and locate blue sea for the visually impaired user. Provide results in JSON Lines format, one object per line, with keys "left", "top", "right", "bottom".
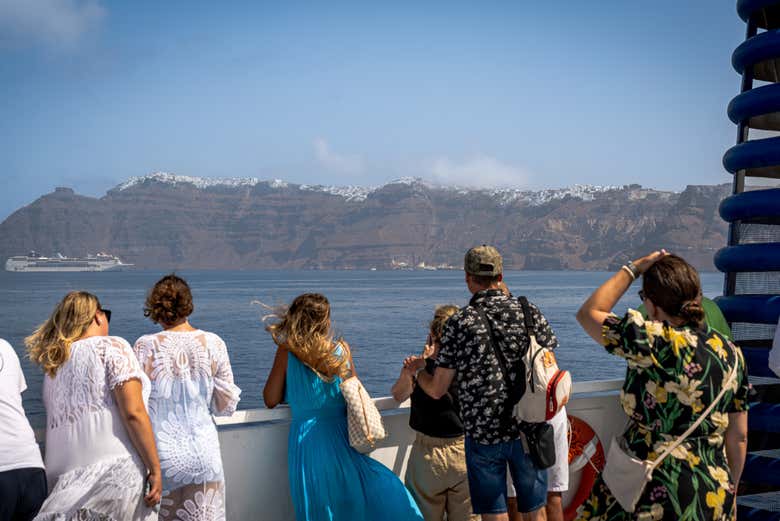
{"left": 0, "top": 269, "right": 724, "bottom": 427}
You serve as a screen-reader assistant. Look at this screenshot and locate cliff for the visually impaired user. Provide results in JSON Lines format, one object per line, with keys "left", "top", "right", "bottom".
{"left": 0, "top": 174, "right": 731, "bottom": 271}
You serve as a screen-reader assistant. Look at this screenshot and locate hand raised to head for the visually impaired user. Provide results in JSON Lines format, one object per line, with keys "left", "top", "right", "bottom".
{"left": 632, "top": 249, "right": 669, "bottom": 274}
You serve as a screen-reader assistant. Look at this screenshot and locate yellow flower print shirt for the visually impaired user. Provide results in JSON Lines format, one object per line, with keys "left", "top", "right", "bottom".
{"left": 577, "top": 309, "right": 750, "bottom": 521}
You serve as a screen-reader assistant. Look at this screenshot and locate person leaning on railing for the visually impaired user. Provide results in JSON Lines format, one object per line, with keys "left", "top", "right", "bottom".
{"left": 263, "top": 293, "right": 424, "bottom": 521}
{"left": 575, "top": 251, "right": 749, "bottom": 521}
{"left": 134, "top": 274, "right": 241, "bottom": 521}
{"left": 25, "top": 291, "right": 162, "bottom": 520}
{"left": 391, "top": 305, "right": 479, "bottom": 521}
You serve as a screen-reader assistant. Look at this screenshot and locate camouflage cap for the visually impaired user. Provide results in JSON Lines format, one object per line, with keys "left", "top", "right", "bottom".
{"left": 464, "top": 245, "right": 503, "bottom": 276}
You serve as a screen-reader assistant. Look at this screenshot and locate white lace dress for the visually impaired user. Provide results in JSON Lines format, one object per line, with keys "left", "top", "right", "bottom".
{"left": 35, "top": 336, "right": 155, "bottom": 521}
{"left": 133, "top": 330, "right": 240, "bottom": 521}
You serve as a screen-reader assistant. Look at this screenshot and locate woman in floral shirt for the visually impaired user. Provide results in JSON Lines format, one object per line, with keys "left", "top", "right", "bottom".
{"left": 575, "top": 251, "right": 749, "bottom": 521}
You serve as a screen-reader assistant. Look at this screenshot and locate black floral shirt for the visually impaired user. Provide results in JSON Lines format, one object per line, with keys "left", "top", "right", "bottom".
{"left": 575, "top": 309, "right": 750, "bottom": 521}
{"left": 436, "top": 289, "right": 558, "bottom": 444}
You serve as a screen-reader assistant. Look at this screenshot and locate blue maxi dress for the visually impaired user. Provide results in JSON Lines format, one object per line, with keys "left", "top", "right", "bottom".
{"left": 285, "top": 352, "right": 423, "bottom": 521}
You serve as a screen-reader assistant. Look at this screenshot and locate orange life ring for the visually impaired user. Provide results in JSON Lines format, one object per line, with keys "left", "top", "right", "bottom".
{"left": 563, "top": 414, "right": 606, "bottom": 521}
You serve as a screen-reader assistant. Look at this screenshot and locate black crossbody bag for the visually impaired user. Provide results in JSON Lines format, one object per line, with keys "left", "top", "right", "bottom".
{"left": 474, "top": 305, "right": 556, "bottom": 470}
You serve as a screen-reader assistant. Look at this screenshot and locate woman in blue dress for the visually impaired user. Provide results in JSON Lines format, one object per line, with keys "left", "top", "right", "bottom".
{"left": 263, "top": 293, "right": 423, "bottom": 521}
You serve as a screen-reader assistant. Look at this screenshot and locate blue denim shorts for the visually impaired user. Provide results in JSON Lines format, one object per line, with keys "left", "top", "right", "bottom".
{"left": 464, "top": 436, "right": 548, "bottom": 514}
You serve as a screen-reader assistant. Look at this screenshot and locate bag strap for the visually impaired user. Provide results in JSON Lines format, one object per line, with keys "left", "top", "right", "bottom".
{"left": 517, "top": 296, "right": 537, "bottom": 341}
{"left": 474, "top": 306, "right": 512, "bottom": 389}
{"left": 356, "top": 380, "right": 375, "bottom": 445}
{"left": 474, "top": 306, "right": 520, "bottom": 429}
{"left": 649, "top": 339, "right": 740, "bottom": 470}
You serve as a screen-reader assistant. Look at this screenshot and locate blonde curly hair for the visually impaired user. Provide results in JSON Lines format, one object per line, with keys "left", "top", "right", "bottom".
{"left": 26, "top": 291, "right": 101, "bottom": 377}
{"left": 264, "top": 293, "right": 350, "bottom": 380}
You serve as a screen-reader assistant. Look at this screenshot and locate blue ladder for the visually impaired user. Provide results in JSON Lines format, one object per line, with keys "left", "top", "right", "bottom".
{"left": 720, "top": 2, "right": 780, "bottom": 519}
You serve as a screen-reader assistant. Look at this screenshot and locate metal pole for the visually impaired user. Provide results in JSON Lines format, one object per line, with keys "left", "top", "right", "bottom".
{"left": 724, "top": 16, "right": 758, "bottom": 297}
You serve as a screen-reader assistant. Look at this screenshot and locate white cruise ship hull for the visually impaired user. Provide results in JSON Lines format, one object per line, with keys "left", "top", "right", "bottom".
{"left": 5, "top": 258, "right": 130, "bottom": 272}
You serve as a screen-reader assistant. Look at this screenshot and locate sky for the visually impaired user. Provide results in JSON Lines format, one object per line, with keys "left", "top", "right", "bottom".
{"left": 0, "top": 1, "right": 752, "bottom": 219}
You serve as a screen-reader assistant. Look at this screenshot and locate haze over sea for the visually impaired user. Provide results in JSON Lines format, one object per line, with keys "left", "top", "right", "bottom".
{"left": 1, "top": 269, "right": 724, "bottom": 427}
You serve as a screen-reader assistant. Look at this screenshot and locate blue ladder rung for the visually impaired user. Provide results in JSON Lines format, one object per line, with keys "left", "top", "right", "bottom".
{"left": 749, "top": 402, "right": 780, "bottom": 433}
{"left": 744, "top": 450, "right": 780, "bottom": 487}
{"left": 737, "top": 491, "right": 780, "bottom": 520}
{"left": 743, "top": 346, "right": 777, "bottom": 378}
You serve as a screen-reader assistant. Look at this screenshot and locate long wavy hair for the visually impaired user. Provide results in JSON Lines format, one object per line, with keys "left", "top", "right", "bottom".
{"left": 26, "top": 291, "right": 101, "bottom": 377}
{"left": 264, "top": 293, "right": 350, "bottom": 380}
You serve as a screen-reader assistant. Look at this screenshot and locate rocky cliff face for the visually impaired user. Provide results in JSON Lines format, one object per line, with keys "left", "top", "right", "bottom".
{"left": 0, "top": 174, "right": 731, "bottom": 271}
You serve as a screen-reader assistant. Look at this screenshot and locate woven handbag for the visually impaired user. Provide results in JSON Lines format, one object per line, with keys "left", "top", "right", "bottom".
{"left": 339, "top": 376, "right": 387, "bottom": 453}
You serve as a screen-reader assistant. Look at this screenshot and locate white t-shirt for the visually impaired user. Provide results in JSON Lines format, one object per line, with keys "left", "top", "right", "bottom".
{"left": 0, "top": 338, "right": 44, "bottom": 472}
{"left": 770, "top": 316, "right": 780, "bottom": 378}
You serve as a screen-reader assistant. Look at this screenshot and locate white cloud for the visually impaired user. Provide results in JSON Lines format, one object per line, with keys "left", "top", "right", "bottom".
{"left": 0, "top": 0, "right": 105, "bottom": 49}
{"left": 313, "top": 138, "right": 364, "bottom": 175}
{"left": 426, "top": 155, "right": 529, "bottom": 188}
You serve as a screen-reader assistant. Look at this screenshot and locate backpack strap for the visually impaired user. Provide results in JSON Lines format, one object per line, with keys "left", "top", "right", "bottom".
{"left": 517, "top": 296, "right": 537, "bottom": 340}
{"left": 473, "top": 305, "right": 526, "bottom": 414}
{"left": 473, "top": 305, "right": 520, "bottom": 428}
{"left": 473, "top": 306, "right": 511, "bottom": 387}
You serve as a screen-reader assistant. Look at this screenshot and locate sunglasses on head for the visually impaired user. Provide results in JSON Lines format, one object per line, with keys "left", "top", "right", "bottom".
{"left": 100, "top": 308, "right": 112, "bottom": 324}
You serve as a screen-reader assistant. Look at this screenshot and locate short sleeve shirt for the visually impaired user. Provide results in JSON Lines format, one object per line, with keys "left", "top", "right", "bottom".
{"left": 436, "top": 289, "right": 558, "bottom": 444}
{"left": 0, "top": 339, "right": 44, "bottom": 472}
{"left": 602, "top": 309, "right": 749, "bottom": 457}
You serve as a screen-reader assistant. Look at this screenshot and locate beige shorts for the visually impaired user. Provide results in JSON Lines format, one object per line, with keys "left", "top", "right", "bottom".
{"left": 405, "top": 433, "right": 480, "bottom": 521}
{"left": 507, "top": 406, "right": 569, "bottom": 496}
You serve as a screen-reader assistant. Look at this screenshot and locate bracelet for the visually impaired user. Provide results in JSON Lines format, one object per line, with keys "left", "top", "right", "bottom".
{"left": 621, "top": 264, "right": 638, "bottom": 281}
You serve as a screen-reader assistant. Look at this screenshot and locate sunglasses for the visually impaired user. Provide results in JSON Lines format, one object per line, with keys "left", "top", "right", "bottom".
{"left": 100, "top": 308, "right": 112, "bottom": 324}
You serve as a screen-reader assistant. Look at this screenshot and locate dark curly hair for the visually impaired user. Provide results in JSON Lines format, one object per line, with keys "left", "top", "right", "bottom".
{"left": 144, "top": 274, "right": 194, "bottom": 325}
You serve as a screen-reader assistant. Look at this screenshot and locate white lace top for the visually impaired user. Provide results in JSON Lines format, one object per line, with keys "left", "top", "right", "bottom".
{"left": 43, "top": 335, "right": 150, "bottom": 480}
{"left": 134, "top": 329, "right": 240, "bottom": 520}
{"left": 37, "top": 335, "right": 155, "bottom": 521}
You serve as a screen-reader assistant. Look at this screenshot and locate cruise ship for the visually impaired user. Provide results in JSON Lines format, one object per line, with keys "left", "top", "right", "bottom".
{"left": 5, "top": 252, "right": 132, "bottom": 272}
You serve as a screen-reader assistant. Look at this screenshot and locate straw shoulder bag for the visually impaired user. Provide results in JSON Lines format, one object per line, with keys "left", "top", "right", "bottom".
{"left": 340, "top": 376, "right": 387, "bottom": 453}
{"left": 602, "top": 342, "right": 739, "bottom": 512}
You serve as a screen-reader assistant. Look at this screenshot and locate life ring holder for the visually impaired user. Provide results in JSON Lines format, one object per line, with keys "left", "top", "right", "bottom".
{"left": 563, "top": 414, "right": 606, "bottom": 521}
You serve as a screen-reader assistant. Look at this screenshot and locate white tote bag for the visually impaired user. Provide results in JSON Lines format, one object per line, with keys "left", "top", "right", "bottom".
{"left": 603, "top": 346, "right": 738, "bottom": 512}
{"left": 339, "top": 376, "right": 387, "bottom": 453}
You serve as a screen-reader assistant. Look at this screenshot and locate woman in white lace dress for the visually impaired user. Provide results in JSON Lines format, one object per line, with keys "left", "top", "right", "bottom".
{"left": 25, "top": 291, "right": 162, "bottom": 521}
{"left": 134, "top": 275, "right": 241, "bottom": 521}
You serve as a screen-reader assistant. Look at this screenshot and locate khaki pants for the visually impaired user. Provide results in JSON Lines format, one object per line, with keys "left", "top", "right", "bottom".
{"left": 405, "top": 433, "right": 481, "bottom": 521}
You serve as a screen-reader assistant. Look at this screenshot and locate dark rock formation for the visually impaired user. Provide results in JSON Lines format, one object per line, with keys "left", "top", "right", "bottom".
{"left": 0, "top": 175, "right": 731, "bottom": 271}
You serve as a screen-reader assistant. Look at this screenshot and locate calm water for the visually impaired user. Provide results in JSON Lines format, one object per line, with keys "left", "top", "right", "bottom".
{"left": 0, "top": 269, "right": 724, "bottom": 427}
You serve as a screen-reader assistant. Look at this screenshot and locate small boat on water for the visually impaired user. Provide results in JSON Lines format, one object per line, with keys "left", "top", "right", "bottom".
{"left": 5, "top": 252, "right": 132, "bottom": 272}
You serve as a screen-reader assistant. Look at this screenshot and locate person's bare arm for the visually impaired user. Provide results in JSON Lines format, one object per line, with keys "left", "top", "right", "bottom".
{"left": 113, "top": 380, "right": 161, "bottom": 507}
{"left": 576, "top": 250, "right": 668, "bottom": 344}
{"left": 263, "top": 345, "right": 288, "bottom": 408}
{"left": 342, "top": 340, "right": 357, "bottom": 378}
{"left": 416, "top": 366, "right": 455, "bottom": 400}
{"left": 391, "top": 367, "right": 415, "bottom": 402}
{"left": 725, "top": 411, "right": 748, "bottom": 493}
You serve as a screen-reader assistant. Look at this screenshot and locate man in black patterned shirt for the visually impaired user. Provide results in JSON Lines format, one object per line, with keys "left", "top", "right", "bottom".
{"left": 415, "top": 245, "right": 557, "bottom": 521}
